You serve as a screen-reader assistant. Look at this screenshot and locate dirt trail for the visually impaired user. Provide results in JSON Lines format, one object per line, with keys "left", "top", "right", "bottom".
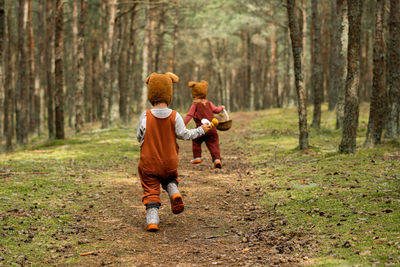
{"left": 76, "top": 112, "right": 312, "bottom": 266}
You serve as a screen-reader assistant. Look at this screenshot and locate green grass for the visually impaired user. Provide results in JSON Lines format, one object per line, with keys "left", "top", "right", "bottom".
{"left": 0, "top": 125, "right": 140, "bottom": 265}
{"left": 249, "top": 103, "right": 400, "bottom": 266}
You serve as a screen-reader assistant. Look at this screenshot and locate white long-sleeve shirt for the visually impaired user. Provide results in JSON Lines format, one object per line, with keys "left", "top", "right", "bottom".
{"left": 137, "top": 108, "right": 205, "bottom": 146}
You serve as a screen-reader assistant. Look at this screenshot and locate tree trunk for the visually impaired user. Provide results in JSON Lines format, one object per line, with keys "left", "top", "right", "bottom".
{"left": 45, "top": 0, "right": 55, "bottom": 138}
{"left": 71, "top": 0, "right": 78, "bottom": 129}
{"left": 329, "top": 0, "right": 346, "bottom": 112}
{"left": 301, "top": 0, "right": 308, "bottom": 101}
{"left": 169, "top": 0, "right": 179, "bottom": 73}
{"left": 35, "top": 0, "right": 44, "bottom": 137}
{"left": 385, "top": 0, "right": 400, "bottom": 139}
{"left": 336, "top": 0, "right": 348, "bottom": 129}
{"left": 310, "top": 0, "right": 323, "bottom": 128}
{"left": 270, "top": 21, "right": 280, "bottom": 108}
{"left": 287, "top": 0, "right": 309, "bottom": 150}
{"left": 101, "top": 0, "right": 116, "bottom": 129}
{"left": 118, "top": 11, "right": 128, "bottom": 123}
{"left": 75, "top": 0, "right": 87, "bottom": 132}
{"left": 0, "top": 0, "right": 4, "bottom": 137}
{"left": 246, "top": 32, "right": 252, "bottom": 110}
{"left": 127, "top": 4, "right": 138, "bottom": 120}
{"left": 16, "top": 0, "right": 28, "bottom": 145}
{"left": 27, "top": 0, "right": 36, "bottom": 134}
{"left": 154, "top": 5, "right": 166, "bottom": 72}
{"left": 3, "top": 0, "right": 12, "bottom": 151}
{"left": 54, "top": 0, "right": 64, "bottom": 139}
{"left": 364, "top": 0, "right": 386, "bottom": 147}
{"left": 140, "top": 1, "right": 151, "bottom": 112}
{"left": 339, "top": 0, "right": 363, "bottom": 154}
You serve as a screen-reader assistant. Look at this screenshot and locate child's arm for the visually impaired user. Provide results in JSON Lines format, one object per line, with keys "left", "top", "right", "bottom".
{"left": 176, "top": 113, "right": 209, "bottom": 140}
{"left": 208, "top": 101, "right": 225, "bottom": 114}
{"left": 183, "top": 104, "right": 196, "bottom": 125}
{"left": 137, "top": 111, "right": 146, "bottom": 145}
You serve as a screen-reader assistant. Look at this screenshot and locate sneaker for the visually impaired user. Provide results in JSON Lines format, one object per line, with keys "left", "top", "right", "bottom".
{"left": 214, "top": 159, "right": 222, "bottom": 168}
{"left": 190, "top": 158, "right": 202, "bottom": 164}
{"left": 146, "top": 223, "right": 159, "bottom": 232}
{"left": 170, "top": 193, "right": 184, "bottom": 214}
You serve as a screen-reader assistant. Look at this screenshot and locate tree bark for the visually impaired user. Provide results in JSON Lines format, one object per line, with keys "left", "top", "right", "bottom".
{"left": 385, "top": 0, "right": 400, "bottom": 139}
{"left": 118, "top": 11, "right": 129, "bottom": 123}
{"left": 45, "top": 0, "right": 55, "bottom": 138}
{"left": 75, "top": 0, "right": 87, "bottom": 132}
{"left": 270, "top": 19, "right": 280, "bottom": 108}
{"left": 169, "top": 0, "right": 179, "bottom": 73}
{"left": 310, "top": 0, "right": 323, "bottom": 128}
{"left": 101, "top": 0, "right": 116, "bottom": 129}
{"left": 140, "top": 1, "right": 151, "bottom": 112}
{"left": 0, "top": 0, "right": 4, "bottom": 137}
{"left": 16, "top": 0, "right": 28, "bottom": 145}
{"left": 127, "top": 4, "right": 138, "bottom": 120}
{"left": 287, "top": 0, "right": 309, "bottom": 150}
{"left": 27, "top": 0, "right": 36, "bottom": 134}
{"left": 336, "top": 0, "right": 348, "bottom": 129}
{"left": 54, "top": 0, "right": 65, "bottom": 139}
{"left": 329, "top": 0, "right": 346, "bottom": 112}
{"left": 364, "top": 0, "right": 386, "bottom": 147}
{"left": 3, "top": 0, "right": 12, "bottom": 151}
{"left": 339, "top": 0, "right": 363, "bottom": 154}
{"left": 35, "top": 0, "right": 44, "bottom": 137}
{"left": 154, "top": 4, "right": 166, "bottom": 72}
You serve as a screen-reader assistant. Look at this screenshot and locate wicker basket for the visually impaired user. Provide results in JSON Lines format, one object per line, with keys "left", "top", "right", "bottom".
{"left": 215, "top": 109, "right": 232, "bottom": 131}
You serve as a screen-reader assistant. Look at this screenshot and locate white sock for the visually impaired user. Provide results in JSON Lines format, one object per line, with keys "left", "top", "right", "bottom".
{"left": 146, "top": 207, "right": 159, "bottom": 225}
{"left": 166, "top": 182, "right": 179, "bottom": 198}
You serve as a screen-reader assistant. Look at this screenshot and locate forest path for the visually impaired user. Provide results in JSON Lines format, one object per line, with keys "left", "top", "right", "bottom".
{"left": 76, "top": 112, "right": 310, "bottom": 266}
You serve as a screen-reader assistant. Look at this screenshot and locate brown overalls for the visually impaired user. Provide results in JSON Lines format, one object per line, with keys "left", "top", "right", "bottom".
{"left": 138, "top": 110, "right": 179, "bottom": 205}
{"left": 192, "top": 102, "right": 221, "bottom": 162}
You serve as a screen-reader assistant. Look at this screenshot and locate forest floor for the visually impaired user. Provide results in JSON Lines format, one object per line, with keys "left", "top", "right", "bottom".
{"left": 0, "top": 104, "right": 399, "bottom": 266}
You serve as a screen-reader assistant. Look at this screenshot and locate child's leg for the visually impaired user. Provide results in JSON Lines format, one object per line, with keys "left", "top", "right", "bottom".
{"left": 205, "top": 133, "right": 221, "bottom": 162}
{"left": 191, "top": 137, "right": 203, "bottom": 164}
{"left": 138, "top": 167, "right": 162, "bottom": 206}
{"left": 145, "top": 204, "right": 160, "bottom": 232}
{"left": 162, "top": 179, "right": 184, "bottom": 214}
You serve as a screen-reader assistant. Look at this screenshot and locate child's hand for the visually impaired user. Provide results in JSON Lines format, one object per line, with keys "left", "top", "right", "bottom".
{"left": 201, "top": 124, "right": 212, "bottom": 133}
{"left": 221, "top": 105, "right": 225, "bottom": 110}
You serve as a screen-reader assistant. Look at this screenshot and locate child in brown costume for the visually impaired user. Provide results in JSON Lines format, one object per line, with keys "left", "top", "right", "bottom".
{"left": 137, "top": 72, "right": 211, "bottom": 232}
{"left": 184, "top": 80, "right": 225, "bottom": 168}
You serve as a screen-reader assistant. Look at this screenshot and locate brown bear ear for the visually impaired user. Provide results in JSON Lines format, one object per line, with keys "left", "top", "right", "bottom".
{"left": 188, "top": 81, "right": 196, "bottom": 88}
{"left": 165, "top": 72, "right": 179, "bottom": 83}
{"left": 145, "top": 72, "right": 156, "bottom": 84}
{"left": 200, "top": 80, "right": 208, "bottom": 86}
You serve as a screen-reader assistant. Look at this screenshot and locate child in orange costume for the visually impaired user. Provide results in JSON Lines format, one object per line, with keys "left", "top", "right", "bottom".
{"left": 184, "top": 80, "right": 225, "bottom": 168}
{"left": 137, "top": 72, "right": 211, "bottom": 232}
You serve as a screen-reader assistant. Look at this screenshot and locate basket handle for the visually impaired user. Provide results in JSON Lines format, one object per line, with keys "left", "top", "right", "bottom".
{"left": 223, "top": 109, "right": 230, "bottom": 120}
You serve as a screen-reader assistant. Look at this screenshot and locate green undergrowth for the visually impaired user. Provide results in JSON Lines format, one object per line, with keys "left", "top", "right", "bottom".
{"left": 0, "top": 125, "right": 139, "bottom": 265}
{"left": 249, "top": 103, "right": 400, "bottom": 266}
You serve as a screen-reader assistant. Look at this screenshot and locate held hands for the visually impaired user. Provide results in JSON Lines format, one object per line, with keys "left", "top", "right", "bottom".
{"left": 201, "top": 124, "right": 212, "bottom": 133}
{"left": 200, "top": 118, "right": 219, "bottom": 133}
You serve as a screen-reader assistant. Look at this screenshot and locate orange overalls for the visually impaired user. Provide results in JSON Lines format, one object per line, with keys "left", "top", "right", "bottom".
{"left": 138, "top": 110, "right": 179, "bottom": 205}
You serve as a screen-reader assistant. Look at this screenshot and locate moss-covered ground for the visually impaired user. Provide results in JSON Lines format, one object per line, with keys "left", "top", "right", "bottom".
{"left": 248, "top": 103, "right": 400, "bottom": 266}
{"left": 0, "top": 125, "right": 139, "bottom": 265}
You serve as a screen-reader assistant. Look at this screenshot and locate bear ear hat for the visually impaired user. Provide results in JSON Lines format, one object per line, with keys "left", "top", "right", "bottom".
{"left": 188, "top": 81, "right": 196, "bottom": 88}
{"left": 166, "top": 72, "right": 179, "bottom": 83}
{"left": 145, "top": 72, "right": 157, "bottom": 84}
{"left": 200, "top": 80, "right": 208, "bottom": 86}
